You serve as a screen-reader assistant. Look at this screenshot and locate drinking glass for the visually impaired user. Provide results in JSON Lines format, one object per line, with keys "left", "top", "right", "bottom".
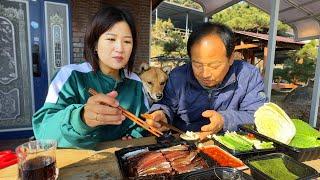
{"left": 16, "top": 139, "right": 57, "bottom": 180}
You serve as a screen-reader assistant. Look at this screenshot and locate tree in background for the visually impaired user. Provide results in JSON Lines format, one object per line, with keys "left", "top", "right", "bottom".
{"left": 165, "top": 0, "right": 202, "bottom": 10}
{"left": 273, "top": 40, "right": 319, "bottom": 84}
{"left": 151, "top": 19, "right": 173, "bottom": 57}
{"left": 211, "top": 2, "right": 291, "bottom": 35}
{"left": 151, "top": 19, "right": 187, "bottom": 58}
{"left": 296, "top": 40, "right": 318, "bottom": 60}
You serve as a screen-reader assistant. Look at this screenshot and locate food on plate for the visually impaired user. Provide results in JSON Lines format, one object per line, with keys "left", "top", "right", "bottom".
{"left": 254, "top": 102, "right": 296, "bottom": 144}
{"left": 254, "top": 104, "right": 320, "bottom": 148}
{"left": 200, "top": 146, "right": 244, "bottom": 168}
{"left": 180, "top": 131, "right": 200, "bottom": 141}
{"left": 288, "top": 119, "right": 320, "bottom": 148}
{"left": 212, "top": 131, "right": 274, "bottom": 152}
{"left": 249, "top": 158, "right": 298, "bottom": 180}
{"left": 122, "top": 144, "right": 208, "bottom": 177}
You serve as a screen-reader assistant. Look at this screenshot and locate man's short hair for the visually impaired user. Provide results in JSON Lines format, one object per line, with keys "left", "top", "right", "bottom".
{"left": 187, "top": 22, "right": 235, "bottom": 58}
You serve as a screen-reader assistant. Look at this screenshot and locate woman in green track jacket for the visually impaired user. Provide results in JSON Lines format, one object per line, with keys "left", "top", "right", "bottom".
{"left": 32, "top": 6, "right": 149, "bottom": 149}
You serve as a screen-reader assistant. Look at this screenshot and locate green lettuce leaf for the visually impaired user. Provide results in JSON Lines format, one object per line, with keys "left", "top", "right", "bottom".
{"left": 288, "top": 119, "right": 320, "bottom": 148}
{"left": 213, "top": 132, "right": 253, "bottom": 152}
{"left": 292, "top": 119, "right": 320, "bottom": 138}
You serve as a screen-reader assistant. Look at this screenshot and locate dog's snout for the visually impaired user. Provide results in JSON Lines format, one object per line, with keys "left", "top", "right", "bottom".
{"left": 156, "top": 93, "right": 163, "bottom": 99}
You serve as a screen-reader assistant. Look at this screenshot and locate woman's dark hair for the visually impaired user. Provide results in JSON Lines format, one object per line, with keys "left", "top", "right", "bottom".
{"left": 187, "top": 22, "right": 235, "bottom": 58}
{"left": 84, "top": 6, "right": 137, "bottom": 73}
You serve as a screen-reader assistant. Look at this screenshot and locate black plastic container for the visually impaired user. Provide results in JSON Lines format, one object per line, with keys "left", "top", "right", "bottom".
{"left": 239, "top": 124, "right": 320, "bottom": 162}
{"left": 182, "top": 167, "right": 253, "bottom": 180}
{"left": 115, "top": 142, "right": 217, "bottom": 179}
{"left": 212, "top": 132, "right": 277, "bottom": 160}
{"left": 155, "top": 131, "right": 178, "bottom": 144}
{"left": 246, "top": 153, "right": 319, "bottom": 180}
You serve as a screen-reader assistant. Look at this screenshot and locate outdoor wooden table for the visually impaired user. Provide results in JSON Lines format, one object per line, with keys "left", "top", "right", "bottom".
{"left": 1, "top": 136, "right": 320, "bottom": 180}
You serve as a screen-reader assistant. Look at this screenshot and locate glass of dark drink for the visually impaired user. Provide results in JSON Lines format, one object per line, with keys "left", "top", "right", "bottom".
{"left": 15, "top": 140, "right": 57, "bottom": 180}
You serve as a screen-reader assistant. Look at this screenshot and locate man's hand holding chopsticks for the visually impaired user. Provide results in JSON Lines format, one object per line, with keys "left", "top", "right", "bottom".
{"left": 145, "top": 110, "right": 169, "bottom": 132}
{"left": 82, "top": 91, "right": 126, "bottom": 127}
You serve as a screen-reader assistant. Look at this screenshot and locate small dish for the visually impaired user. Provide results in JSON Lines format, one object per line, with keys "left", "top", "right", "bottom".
{"left": 180, "top": 131, "right": 200, "bottom": 141}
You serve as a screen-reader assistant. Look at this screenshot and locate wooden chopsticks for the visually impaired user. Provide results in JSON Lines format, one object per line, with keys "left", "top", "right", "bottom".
{"left": 141, "top": 113, "right": 185, "bottom": 134}
{"left": 88, "top": 88, "right": 163, "bottom": 137}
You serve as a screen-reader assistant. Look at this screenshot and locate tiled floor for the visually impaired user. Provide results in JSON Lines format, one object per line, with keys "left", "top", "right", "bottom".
{"left": 0, "top": 138, "right": 30, "bottom": 151}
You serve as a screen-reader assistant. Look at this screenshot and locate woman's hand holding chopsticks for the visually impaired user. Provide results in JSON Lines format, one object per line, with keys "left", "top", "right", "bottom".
{"left": 82, "top": 90, "right": 126, "bottom": 127}
{"left": 88, "top": 88, "right": 163, "bottom": 137}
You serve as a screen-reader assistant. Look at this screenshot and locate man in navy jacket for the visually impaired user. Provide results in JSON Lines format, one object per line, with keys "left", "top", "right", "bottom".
{"left": 147, "top": 22, "right": 267, "bottom": 138}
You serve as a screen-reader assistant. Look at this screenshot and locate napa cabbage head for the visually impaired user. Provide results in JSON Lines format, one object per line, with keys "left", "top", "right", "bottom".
{"left": 254, "top": 102, "right": 296, "bottom": 144}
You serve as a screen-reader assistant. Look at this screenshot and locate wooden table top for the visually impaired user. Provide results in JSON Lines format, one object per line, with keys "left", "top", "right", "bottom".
{"left": 1, "top": 136, "right": 319, "bottom": 180}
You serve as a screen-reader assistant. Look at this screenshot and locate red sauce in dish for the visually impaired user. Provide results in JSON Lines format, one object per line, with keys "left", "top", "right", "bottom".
{"left": 246, "top": 133, "right": 255, "bottom": 140}
{"left": 201, "top": 146, "right": 244, "bottom": 167}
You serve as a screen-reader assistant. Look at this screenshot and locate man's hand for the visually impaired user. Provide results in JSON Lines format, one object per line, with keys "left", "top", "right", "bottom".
{"left": 199, "top": 131, "right": 214, "bottom": 141}
{"left": 200, "top": 110, "right": 224, "bottom": 133}
{"left": 145, "top": 110, "right": 169, "bottom": 132}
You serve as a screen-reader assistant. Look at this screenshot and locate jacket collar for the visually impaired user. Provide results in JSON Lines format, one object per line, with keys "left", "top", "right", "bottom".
{"left": 187, "top": 63, "right": 237, "bottom": 91}
{"left": 97, "top": 69, "right": 126, "bottom": 82}
{"left": 96, "top": 69, "right": 126, "bottom": 90}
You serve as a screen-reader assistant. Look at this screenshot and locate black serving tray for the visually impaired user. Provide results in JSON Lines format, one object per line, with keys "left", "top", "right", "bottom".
{"left": 115, "top": 141, "right": 217, "bottom": 180}
{"left": 155, "top": 131, "right": 179, "bottom": 144}
{"left": 245, "top": 153, "right": 319, "bottom": 180}
{"left": 212, "top": 131, "right": 277, "bottom": 160}
{"left": 182, "top": 167, "right": 253, "bottom": 180}
{"left": 239, "top": 124, "right": 320, "bottom": 162}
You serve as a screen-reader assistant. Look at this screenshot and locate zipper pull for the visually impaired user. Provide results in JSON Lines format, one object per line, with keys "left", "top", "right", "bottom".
{"left": 208, "top": 91, "right": 212, "bottom": 99}
{"left": 113, "top": 81, "right": 118, "bottom": 90}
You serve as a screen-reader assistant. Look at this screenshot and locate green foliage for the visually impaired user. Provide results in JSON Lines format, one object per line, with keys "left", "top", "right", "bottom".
{"left": 152, "top": 19, "right": 175, "bottom": 45}
{"left": 273, "top": 40, "right": 318, "bottom": 84}
{"left": 296, "top": 40, "right": 319, "bottom": 59}
{"left": 274, "top": 58, "right": 315, "bottom": 84}
{"left": 165, "top": 0, "right": 202, "bottom": 10}
{"left": 211, "top": 2, "right": 290, "bottom": 34}
{"left": 151, "top": 19, "right": 187, "bottom": 57}
{"left": 273, "top": 68, "right": 289, "bottom": 83}
{"left": 163, "top": 30, "right": 187, "bottom": 57}
{"left": 151, "top": 45, "right": 164, "bottom": 58}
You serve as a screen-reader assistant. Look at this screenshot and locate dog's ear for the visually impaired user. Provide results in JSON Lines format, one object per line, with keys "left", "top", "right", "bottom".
{"left": 137, "top": 63, "right": 150, "bottom": 74}
{"left": 162, "top": 66, "right": 172, "bottom": 75}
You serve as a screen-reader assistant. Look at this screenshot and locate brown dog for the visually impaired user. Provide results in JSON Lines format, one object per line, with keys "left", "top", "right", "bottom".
{"left": 138, "top": 63, "right": 170, "bottom": 105}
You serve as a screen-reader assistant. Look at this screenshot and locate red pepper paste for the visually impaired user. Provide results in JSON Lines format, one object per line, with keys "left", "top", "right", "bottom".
{"left": 200, "top": 146, "right": 244, "bottom": 168}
